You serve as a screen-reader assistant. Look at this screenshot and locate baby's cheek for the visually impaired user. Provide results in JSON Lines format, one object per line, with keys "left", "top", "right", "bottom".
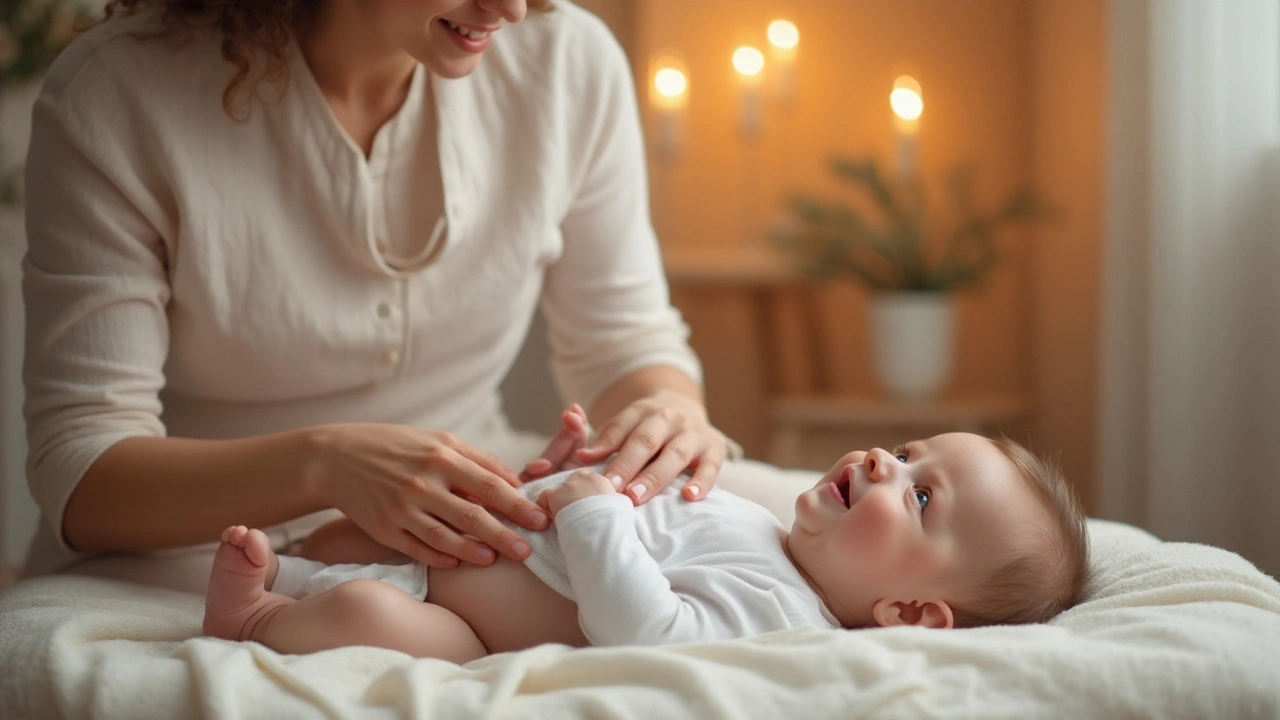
{"left": 848, "top": 491, "right": 908, "bottom": 545}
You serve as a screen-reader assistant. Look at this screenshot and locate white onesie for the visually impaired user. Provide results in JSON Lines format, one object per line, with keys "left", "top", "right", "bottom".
{"left": 272, "top": 468, "right": 841, "bottom": 646}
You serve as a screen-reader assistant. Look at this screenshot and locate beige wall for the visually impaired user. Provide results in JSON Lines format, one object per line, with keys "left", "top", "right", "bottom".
{"left": 1028, "top": 0, "right": 1104, "bottom": 511}
{"left": 625, "top": 0, "right": 1104, "bottom": 508}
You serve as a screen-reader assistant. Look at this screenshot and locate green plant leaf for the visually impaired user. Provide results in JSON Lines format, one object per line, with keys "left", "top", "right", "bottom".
{"left": 778, "top": 156, "right": 1055, "bottom": 293}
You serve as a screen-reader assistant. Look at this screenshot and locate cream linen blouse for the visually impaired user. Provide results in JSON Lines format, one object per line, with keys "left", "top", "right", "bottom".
{"left": 21, "top": 2, "right": 700, "bottom": 573}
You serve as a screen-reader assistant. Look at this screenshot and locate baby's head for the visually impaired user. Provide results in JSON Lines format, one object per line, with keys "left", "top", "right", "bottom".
{"left": 785, "top": 432, "right": 1088, "bottom": 629}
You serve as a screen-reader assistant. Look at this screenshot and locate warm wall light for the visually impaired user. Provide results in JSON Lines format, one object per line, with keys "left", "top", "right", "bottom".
{"left": 654, "top": 67, "right": 688, "bottom": 104}
{"left": 890, "top": 75, "right": 924, "bottom": 122}
{"left": 650, "top": 55, "right": 688, "bottom": 159}
{"left": 890, "top": 75, "right": 923, "bottom": 180}
{"left": 767, "top": 20, "right": 800, "bottom": 50}
{"left": 732, "top": 46, "right": 766, "bottom": 78}
{"left": 733, "top": 45, "right": 765, "bottom": 136}
{"left": 766, "top": 19, "right": 799, "bottom": 102}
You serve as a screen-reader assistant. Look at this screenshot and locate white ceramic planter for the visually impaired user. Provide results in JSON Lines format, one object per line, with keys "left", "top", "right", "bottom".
{"left": 869, "top": 292, "right": 955, "bottom": 402}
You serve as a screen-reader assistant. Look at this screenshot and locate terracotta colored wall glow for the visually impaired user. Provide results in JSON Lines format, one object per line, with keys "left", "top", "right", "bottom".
{"left": 625, "top": 0, "right": 1104, "bottom": 507}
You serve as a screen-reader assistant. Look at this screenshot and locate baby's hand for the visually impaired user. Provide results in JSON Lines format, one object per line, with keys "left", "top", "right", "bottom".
{"left": 538, "top": 469, "right": 619, "bottom": 517}
{"left": 520, "top": 403, "right": 593, "bottom": 482}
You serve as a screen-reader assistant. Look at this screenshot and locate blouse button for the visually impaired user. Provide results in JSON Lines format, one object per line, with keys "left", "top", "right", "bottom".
{"left": 385, "top": 350, "right": 401, "bottom": 366}
{"left": 376, "top": 302, "right": 393, "bottom": 319}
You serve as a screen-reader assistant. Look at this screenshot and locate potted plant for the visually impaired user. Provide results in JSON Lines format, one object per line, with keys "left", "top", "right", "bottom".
{"left": 776, "top": 158, "right": 1050, "bottom": 401}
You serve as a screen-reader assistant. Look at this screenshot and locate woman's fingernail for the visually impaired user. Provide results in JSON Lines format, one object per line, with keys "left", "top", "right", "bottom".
{"left": 511, "top": 540, "right": 531, "bottom": 558}
{"left": 629, "top": 484, "right": 647, "bottom": 501}
{"left": 609, "top": 474, "right": 624, "bottom": 490}
{"left": 686, "top": 485, "right": 700, "bottom": 498}
{"left": 528, "top": 510, "right": 550, "bottom": 528}
{"left": 476, "top": 546, "right": 496, "bottom": 562}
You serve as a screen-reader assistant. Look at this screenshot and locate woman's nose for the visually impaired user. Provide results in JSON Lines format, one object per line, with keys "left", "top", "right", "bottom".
{"left": 477, "top": 0, "right": 527, "bottom": 23}
{"left": 863, "top": 448, "right": 898, "bottom": 483}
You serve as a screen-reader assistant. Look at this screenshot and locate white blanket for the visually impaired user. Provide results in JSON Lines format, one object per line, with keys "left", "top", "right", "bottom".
{"left": 2, "top": 519, "right": 1279, "bottom": 719}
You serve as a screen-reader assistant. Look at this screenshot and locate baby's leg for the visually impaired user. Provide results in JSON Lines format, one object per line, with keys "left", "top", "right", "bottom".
{"left": 206, "top": 526, "right": 485, "bottom": 662}
{"left": 203, "top": 526, "right": 291, "bottom": 641}
{"left": 250, "top": 579, "right": 486, "bottom": 663}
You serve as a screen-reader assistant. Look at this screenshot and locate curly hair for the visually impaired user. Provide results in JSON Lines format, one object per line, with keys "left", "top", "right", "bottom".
{"left": 102, "top": 0, "right": 553, "bottom": 120}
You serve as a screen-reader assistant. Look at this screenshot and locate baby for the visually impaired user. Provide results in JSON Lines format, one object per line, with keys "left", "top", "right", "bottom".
{"left": 203, "top": 406, "right": 1088, "bottom": 662}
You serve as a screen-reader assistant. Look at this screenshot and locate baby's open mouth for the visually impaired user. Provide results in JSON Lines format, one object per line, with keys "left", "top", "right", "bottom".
{"left": 829, "top": 468, "right": 849, "bottom": 507}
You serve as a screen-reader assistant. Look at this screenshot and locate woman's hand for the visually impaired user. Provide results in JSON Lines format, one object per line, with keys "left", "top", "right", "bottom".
{"left": 574, "top": 389, "right": 732, "bottom": 505}
{"left": 305, "top": 423, "right": 551, "bottom": 569}
{"left": 519, "top": 403, "right": 592, "bottom": 482}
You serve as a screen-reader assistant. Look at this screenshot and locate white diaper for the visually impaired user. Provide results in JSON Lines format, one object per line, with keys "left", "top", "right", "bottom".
{"left": 272, "top": 556, "right": 429, "bottom": 601}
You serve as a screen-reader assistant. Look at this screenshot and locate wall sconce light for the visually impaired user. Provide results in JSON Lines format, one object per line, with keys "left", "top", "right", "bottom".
{"left": 890, "top": 74, "right": 923, "bottom": 181}
{"left": 732, "top": 45, "right": 766, "bottom": 136}
{"left": 766, "top": 19, "right": 799, "bottom": 102}
{"left": 650, "top": 55, "right": 689, "bottom": 159}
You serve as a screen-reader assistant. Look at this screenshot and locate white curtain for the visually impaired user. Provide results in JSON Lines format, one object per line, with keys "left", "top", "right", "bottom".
{"left": 1101, "top": 0, "right": 1280, "bottom": 578}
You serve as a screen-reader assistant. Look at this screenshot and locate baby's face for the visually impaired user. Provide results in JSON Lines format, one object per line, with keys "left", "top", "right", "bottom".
{"left": 786, "top": 432, "right": 1041, "bottom": 628}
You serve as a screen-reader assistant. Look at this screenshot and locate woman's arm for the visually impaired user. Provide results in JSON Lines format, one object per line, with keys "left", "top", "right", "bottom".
{"left": 59, "top": 423, "right": 548, "bottom": 566}
{"left": 586, "top": 366, "right": 702, "bottom": 426}
{"left": 63, "top": 432, "right": 322, "bottom": 552}
{"left": 539, "top": 19, "right": 730, "bottom": 502}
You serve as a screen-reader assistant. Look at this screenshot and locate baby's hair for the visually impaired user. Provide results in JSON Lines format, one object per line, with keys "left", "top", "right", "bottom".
{"left": 948, "top": 437, "right": 1089, "bottom": 627}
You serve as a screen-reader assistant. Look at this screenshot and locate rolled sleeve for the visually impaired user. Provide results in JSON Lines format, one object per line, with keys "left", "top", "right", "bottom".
{"left": 22, "top": 80, "right": 172, "bottom": 551}
{"left": 540, "top": 18, "right": 701, "bottom": 408}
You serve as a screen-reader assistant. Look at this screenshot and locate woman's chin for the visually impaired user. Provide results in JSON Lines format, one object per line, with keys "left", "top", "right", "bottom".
{"left": 423, "top": 56, "right": 483, "bottom": 79}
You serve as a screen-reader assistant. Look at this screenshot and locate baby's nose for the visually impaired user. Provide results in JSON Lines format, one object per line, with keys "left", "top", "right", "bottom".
{"left": 863, "top": 448, "right": 897, "bottom": 482}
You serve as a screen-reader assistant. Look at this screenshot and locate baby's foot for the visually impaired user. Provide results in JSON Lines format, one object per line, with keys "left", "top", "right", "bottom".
{"left": 522, "top": 404, "right": 592, "bottom": 480}
{"left": 203, "top": 526, "right": 291, "bottom": 641}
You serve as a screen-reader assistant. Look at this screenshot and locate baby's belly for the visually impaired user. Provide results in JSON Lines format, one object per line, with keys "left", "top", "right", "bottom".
{"left": 425, "top": 556, "right": 588, "bottom": 653}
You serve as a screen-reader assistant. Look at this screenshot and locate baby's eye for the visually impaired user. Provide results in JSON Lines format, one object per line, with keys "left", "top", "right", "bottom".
{"left": 894, "top": 451, "right": 909, "bottom": 463}
{"left": 914, "top": 487, "right": 931, "bottom": 511}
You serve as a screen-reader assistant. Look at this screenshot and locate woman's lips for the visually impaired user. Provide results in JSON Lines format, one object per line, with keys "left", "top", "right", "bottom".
{"left": 439, "top": 18, "right": 492, "bottom": 53}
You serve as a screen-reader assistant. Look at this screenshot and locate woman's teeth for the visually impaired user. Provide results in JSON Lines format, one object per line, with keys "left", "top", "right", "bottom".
{"left": 443, "top": 20, "right": 489, "bottom": 41}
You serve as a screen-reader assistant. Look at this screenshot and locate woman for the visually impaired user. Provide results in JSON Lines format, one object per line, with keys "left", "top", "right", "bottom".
{"left": 22, "top": 0, "right": 732, "bottom": 592}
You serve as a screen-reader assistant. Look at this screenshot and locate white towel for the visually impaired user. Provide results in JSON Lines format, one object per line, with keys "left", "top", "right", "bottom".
{"left": 2, "top": 519, "right": 1278, "bottom": 719}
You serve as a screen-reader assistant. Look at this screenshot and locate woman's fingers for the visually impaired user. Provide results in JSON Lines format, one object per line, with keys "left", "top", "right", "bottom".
{"left": 614, "top": 431, "right": 700, "bottom": 504}
{"left": 576, "top": 406, "right": 641, "bottom": 462}
{"left": 681, "top": 451, "right": 724, "bottom": 501}
{"left": 452, "top": 442, "right": 522, "bottom": 488}
{"left": 530, "top": 431, "right": 580, "bottom": 474}
{"left": 598, "top": 414, "right": 678, "bottom": 495}
{"left": 430, "top": 489, "right": 533, "bottom": 564}
{"left": 387, "top": 521, "right": 462, "bottom": 569}
{"left": 441, "top": 454, "right": 550, "bottom": 534}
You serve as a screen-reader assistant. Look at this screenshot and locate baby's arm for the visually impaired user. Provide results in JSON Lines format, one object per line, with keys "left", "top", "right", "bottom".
{"left": 545, "top": 471, "right": 738, "bottom": 646}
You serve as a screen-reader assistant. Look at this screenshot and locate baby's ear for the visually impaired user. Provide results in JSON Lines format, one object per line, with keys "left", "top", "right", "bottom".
{"left": 871, "top": 599, "right": 955, "bottom": 629}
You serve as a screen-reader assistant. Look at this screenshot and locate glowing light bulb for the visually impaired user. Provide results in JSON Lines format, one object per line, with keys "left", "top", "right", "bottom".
{"left": 649, "top": 57, "right": 688, "bottom": 158}
{"left": 654, "top": 67, "right": 688, "bottom": 101}
{"left": 890, "top": 75, "right": 923, "bottom": 121}
{"left": 733, "top": 46, "right": 765, "bottom": 78}
{"left": 767, "top": 20, "right": 799, "bottom": 50}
